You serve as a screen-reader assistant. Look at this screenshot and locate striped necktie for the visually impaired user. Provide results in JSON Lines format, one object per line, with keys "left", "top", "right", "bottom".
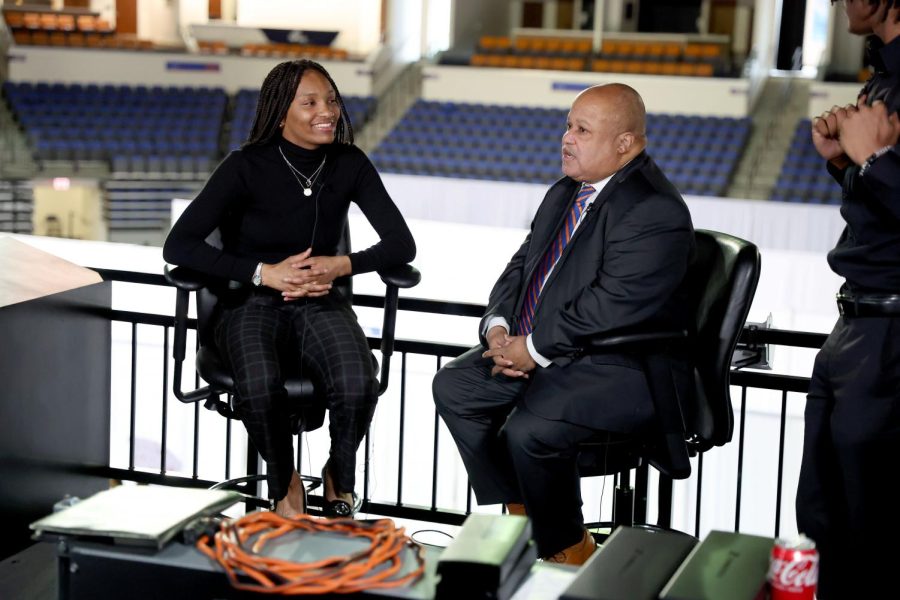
{"left": 517, "top": 183, "right": 595, "bottom": 335}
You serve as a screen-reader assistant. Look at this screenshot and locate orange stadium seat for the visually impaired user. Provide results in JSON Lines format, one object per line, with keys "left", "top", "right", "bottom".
{"left": 57, "top": 14, "right": 75, "bottom": 31}
{"left": 545, "top": 38, "right": 562, "bottom": 54}
{"left": 660, "top": 62, "right": 679, "bottom": 75}
{"left": 694, "top": 63, "right": 715, "bottom": 77}
{"left": 4, "top": 12, "right": 25, "bottom": 29}
{"left": 663, "top": 42, "right": 682, "bottom": 60}
{"left": 31, "top": 30, "right": 49, "bottom": 45}
{"left": 85, "top": 33, "right": 103, "bottom": 47}
{"left": 592, "top": 58, "right": 610, "bottom": 72}
{"left": 76, "top": 15, "right": 96, "bottom": 31}
{"left": 573, "top": 39, "right": 592, "bottom": 54}
{"left": 632, "top": 42, "right": 650, "bottom": 57}
{"left": 553, "top": 58, "right": 571, "bottom": 71}
{"left": 516, "top": 56, "right": 537, "bottom": 69}
{"left": 617, "top": 41, "right": 635, "bottom": 57}
{"left": 560, "top": 39, "right": 578, "bottom": 54}
{"left": 641, "top": 61, "right": 663, "bottom": 75}
{"left": 67, "top": 32, "right": 85, "bottom": 47}
{"left": 39, "top": 13, "right": 58, "bottom": 31}
{"left": 49, "top": 31, "right": 66, "bottom": 46}
{"left": 701, "top": 44, "right": 723, "bottom": 58}
{"left": 23, "top": 12, "right": 41, "bottom": 30}
{"left": 12, "top": 30, "right": 30, "bottom": 45}
{"left": 479, "top": 36, "right": 511, "bottom": 51}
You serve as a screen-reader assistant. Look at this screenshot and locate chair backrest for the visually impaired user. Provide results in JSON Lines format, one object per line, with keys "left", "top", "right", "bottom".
{"left": 195, "top": 219, "right": 352, "bottom": 348}
{"left": 684, "top": 230, "right": 760, "bottom": 452}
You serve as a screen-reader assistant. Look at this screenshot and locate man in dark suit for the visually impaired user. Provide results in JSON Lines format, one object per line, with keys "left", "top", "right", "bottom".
{"left": 432, "top": 83, "right": 695, "bottom": 564}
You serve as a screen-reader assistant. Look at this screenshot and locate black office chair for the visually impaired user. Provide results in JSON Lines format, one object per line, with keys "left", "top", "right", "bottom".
{"left": 164, "top": 221, "right": 420, "bottom": 510}
{"left": 578, "top": 229, "right": 761, "bottom": 531}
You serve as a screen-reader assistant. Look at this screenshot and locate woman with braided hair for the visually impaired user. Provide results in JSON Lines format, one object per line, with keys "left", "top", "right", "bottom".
{"left": 163, "top": 60, "right": 416, "bottom": 518}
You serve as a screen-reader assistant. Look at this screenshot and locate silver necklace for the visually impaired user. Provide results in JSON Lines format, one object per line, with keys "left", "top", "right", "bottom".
{"left": 278, "top": 146, "right": 326, "bottom": 197}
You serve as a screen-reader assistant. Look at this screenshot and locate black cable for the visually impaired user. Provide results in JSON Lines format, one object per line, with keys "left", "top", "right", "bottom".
{"left": 410, "top": 528, "right": 455, "bottom": 549}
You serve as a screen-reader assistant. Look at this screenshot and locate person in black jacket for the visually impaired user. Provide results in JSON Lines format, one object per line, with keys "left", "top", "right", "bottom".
{"left": 797, "top": 2, "right": 899, "bottom": 597}
{"left": 163, "top": 60, "right": 415, "bottom": 519}
{"left": 432, "top": 84, "right": 694, "bottom": 565}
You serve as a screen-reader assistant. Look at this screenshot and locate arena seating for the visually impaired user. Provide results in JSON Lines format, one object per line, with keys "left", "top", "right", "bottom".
{"left": 370, "top": 100, "right": 750, "bottom": 196}
{"left": 5, "top": 81, "right": 755, "bottom": 198}
{"left": 239, "top": 43, "right": 349, "bottom": 60}
{"left": 3, "top": 9, "right": 155, "bottom": 49}
{"left": 3, "top": 81, "right": 376, "bottom": 177}
{"left": 0, "top": 180, "right": 32, "bottom": 234}
{"left": 770, "top": 120, "right": 842, "bottom": 205}
{"left": 3, "top": 81, "right": 226, "bottom": 168}
{"left": 464, "top": 35, "right": 728, "bottom": 77}
{"left": 104, "top": 179, "right": 204, "bottom": 231}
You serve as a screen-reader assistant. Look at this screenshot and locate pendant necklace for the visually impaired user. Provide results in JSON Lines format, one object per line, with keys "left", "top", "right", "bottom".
{"left": 278, "top": 146, "right": 326, "bottom": 197}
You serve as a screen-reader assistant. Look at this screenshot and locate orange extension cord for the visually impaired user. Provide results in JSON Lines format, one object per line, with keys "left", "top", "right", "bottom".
{"left": 196, "top": 512, "right": 426, "bottom": 595}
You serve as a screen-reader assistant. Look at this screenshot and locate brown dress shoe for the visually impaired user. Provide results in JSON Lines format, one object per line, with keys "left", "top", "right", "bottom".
{"left": 543, "top": 529, "right": 596, "bottom": 566}
{"left": 506, "top": 503, "right": 527, "bottom": 516}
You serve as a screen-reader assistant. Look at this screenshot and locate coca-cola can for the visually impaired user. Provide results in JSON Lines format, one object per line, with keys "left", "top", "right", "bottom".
{"left": 767, "top": 535, "right": 818, "bottom": 600}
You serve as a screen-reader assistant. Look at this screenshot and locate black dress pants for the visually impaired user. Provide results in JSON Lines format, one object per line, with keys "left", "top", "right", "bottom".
{"left": 216, "top": 293, "right": 377, "bottom": 501}
{"left": 433, "top": 349, "right": 600, "bottom": 558}
{"left": 796, "top": 316, "right": 900, "bottom": 599}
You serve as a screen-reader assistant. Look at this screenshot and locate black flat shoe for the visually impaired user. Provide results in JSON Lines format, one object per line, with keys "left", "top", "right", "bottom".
{"left": 318, "top": 463, "right": 362, "bottom": 518}
{"left": 322, "top": 493, "right": 362, "bottom": 518}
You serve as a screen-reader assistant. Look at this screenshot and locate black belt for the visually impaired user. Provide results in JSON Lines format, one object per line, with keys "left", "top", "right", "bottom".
{"left": 836, "top": 293, "right": 900, "bottom": 317}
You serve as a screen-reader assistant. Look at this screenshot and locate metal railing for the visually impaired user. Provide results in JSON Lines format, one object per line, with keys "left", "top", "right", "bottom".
{"left": 94, "top": 268, "right": 820, "bottom": 539}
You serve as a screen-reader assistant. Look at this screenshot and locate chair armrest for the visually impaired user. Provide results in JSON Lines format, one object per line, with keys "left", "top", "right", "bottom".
{"left": 163, "top": 265, "right": 216, "bottom": 404}
{"left": 374, "top": 264, "right": 419, "bottom": 396}
{"left": 164, "top": 265, "right": 207, "bottom": 291}
{"left": 583, "top": 330, "right": 688, "bottom": 353}
{"left": 377, "top": 264, "right": 421, "bottom": 289}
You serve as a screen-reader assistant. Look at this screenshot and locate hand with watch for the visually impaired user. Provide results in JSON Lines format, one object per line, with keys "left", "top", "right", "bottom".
{"left": 838, "top": 98, "right": 900, "bottom": 176}
{"left": 250, "top": 249, "right": 333, "bottom": 298}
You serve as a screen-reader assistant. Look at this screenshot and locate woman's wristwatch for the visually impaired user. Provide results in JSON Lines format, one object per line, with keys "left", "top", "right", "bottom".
{"left": 252, "top": 262, "right": 263, "bottom": 286}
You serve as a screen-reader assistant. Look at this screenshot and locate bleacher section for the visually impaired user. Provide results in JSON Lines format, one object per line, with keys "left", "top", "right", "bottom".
{"left": 370, "top": 100, "right": 751, "bottom": 196}
{"left": 3, "top": 82, "right": 378, "bottom": 173}
{"left": 1, "top": 81, "right": 377, "bottom": 235}
{"left": 0, "top": 180, "right": 33, "bottom": 234}
{"left": 3, "top": 81, "right": 226, "bottom": 169}
{"left": 771, "top": 120, "right": 841, "bottom": 205}
{"left": 3, "top": 9, "right": 156, "bottom": 50}
{"left": 104, "top": 179, "right": 204, "bottom": 231}
{"left": 465, "top": 36, "right": 729, "bottom": 77}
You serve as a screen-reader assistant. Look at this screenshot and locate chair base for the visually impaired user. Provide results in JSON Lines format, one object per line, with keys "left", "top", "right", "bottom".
{"left": 209, "top": 473, "right": 325, "bottom": 513}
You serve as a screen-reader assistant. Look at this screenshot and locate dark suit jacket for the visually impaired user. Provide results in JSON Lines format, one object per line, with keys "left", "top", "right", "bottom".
{"left": 455, "top": 151, "right": 695, "bottom": 436}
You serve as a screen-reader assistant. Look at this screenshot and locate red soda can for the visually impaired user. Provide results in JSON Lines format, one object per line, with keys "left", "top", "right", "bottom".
{"left": 767, "top": 535, "right": 818, "bottom": 600}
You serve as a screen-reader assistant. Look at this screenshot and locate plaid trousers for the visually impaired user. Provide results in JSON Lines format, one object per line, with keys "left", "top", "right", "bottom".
{"left": 215, "top": 293, "right": 377, "bottom": 501}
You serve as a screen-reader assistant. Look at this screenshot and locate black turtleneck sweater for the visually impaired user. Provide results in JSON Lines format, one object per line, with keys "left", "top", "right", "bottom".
{"left": 163, "top": 138, "right": 416, "bottom": 284}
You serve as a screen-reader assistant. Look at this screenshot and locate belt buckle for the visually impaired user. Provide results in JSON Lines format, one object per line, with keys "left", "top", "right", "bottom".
{"left": 836, "top": 294, "right": 847, "bottom": 317}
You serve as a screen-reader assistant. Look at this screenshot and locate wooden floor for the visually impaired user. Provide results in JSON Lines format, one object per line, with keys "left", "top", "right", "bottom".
{"left": 0, "top": 543, "right": 56, "bottom": 600}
